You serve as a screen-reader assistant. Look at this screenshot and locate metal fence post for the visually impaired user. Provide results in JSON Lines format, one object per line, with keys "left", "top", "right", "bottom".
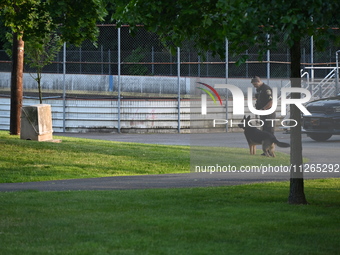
{"left": 246, "top": 50, "right": 249, "bottom": 78}
{"left": 225, "top": 38, "right": 229, "bottom": 133}
{"left": 79, "top": 47, "right": 82, "bottom": 74}
{"left": 118, "top": 27, "right": 121, "bottom": 133}
{"left": 198, "top": 55, "right": 201, "bottom": 77}
{"left": 177, "top": 47, "right": 181, "bottom": 133}
{"left": 311, "top": 36, "right": 314, "bottom": 80}
{"left": 336, "top": 50, "right": 340, "bottom": 95}
{"left": 101, "top": 45, "right": 104, "bottom": 74}
{"left": 151, "top": 46, "right": 154, "bottom": 75}
{"left": 62, "top": 42, "right": 66, "bottom": 132}
{"left": 267, "top": 34, "right": 270, "bottom": 84}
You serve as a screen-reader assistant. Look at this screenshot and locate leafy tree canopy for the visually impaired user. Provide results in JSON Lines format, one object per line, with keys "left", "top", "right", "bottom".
{"left": 0, "top": 0, "right": 108, "bottom": 45}
{"left": 113, "top": 0, "right": 340, "bottom": 58}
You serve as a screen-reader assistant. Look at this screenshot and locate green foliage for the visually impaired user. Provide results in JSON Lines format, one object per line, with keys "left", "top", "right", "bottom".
{"left": 113, "top": 0, "right": 340, "bottom": 60}
{"left": 0, "top": 179, "right": 339, "bottom": 254}
{"left": 25, "top": 33, "right": 62, "bottom": 71}
{"left": 1, "top": 0, "right": 52, "bottom": 41}
{"left": 45, "top": 0, "right": 107, "bottom": 46}
{"left": 0, "top": 0, "right": 108, "bottom": 45}
{"left": 25, "top": 32, "right": 63, "bottom": 103}
{"left": 123, "top": 47, "right": 148, "bottom": 75}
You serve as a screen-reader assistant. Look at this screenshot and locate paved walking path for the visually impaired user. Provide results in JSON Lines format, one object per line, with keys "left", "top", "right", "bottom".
{"left": 0, "top": 173, "right": 290, "bottom": 192}
{"left": 1, "top": 132, "right": 339, "bottom": 192}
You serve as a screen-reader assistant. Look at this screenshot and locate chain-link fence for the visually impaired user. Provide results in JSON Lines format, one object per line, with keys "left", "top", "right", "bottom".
{"left": 0, "top": 25, "right": 339, "bottom": 133}
{"left": 0, "top": 25, "right": 339, "bottom": 94}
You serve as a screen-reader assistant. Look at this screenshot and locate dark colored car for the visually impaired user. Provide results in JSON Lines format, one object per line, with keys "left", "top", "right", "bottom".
{"left": 302, "top": 94, "right": 340, "bottom": 141}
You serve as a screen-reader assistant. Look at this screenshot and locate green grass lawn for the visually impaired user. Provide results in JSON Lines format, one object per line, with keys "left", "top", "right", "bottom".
{"left": 0, "top": 131, "right": 190, "bottom": 183}
{"left": 0, "top": 131, "right": 338, "bottom": 254}
{"left": 0, "top": 179, "right": 339, "bottom": 255}
{"left": 0, "top": 131, "right": 292, "bottom": 183}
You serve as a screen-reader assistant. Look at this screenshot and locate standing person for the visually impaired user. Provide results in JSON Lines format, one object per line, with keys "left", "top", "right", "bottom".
{"left": 251, "top": 76, "right": 276, "bottom": 134}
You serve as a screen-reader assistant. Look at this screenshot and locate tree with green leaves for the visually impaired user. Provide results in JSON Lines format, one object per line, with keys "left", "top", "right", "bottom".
{"left": 123, "top": 47, "right": 148, "bottom": 75}
{"left": 113, "top": 0, "right": 340, "bottom": 204}
{"left": 0, "top": 0, "right": 107, "bottom": 135}
{"left": 25, "top": 32, "right": 63, "bottom": 104}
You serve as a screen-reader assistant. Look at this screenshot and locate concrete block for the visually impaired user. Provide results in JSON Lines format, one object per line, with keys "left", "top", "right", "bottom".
{"left": 20, "top": 104, "right": 53, "bottom": 141}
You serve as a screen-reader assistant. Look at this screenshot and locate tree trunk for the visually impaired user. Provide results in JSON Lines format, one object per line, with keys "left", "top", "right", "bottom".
{"left": 10, "top": 33, "right": 25, "bottom": 135}
{"left": 37, "top": 70, "right": 43, "bottom": 104}
{"left": 288, "top": 40, "right": 308, "bottom": 204}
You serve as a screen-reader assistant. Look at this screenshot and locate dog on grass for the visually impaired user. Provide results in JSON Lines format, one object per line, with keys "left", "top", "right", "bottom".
{"left": 238, "top": 116, "right": 290, "bottom": 157}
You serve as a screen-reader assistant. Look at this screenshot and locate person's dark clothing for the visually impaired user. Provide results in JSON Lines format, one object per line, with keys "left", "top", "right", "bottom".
{"left": 260, "top": 113, "right": 276, "bottom": 134}
{"left": 255, "top": 84, "right": 275, "bottom": 134}
{"left": 255, "top": 84, "right": 273, "bottom": 110}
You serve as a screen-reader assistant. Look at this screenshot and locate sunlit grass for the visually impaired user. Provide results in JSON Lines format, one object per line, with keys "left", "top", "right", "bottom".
{"left": 0, "top": 131, "right": 294, "bottom": 183}
{"left": 0, "top": 179, "right": 339, "bottom": 255}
